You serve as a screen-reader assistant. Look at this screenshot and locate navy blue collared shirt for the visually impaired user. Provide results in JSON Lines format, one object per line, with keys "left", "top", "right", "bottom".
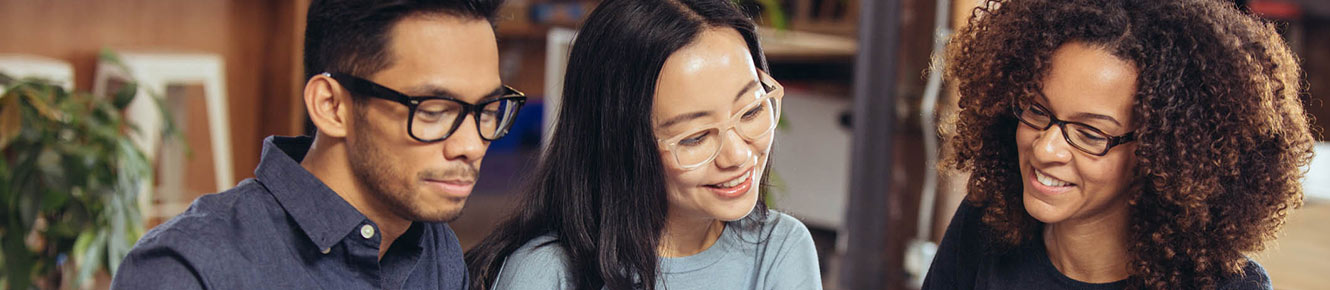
{"left": 111, "top": 136, "right": 468, "bottom": 289}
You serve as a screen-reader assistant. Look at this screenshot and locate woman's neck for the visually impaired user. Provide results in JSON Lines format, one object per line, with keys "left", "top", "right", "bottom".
{"left": 1042, "top": 202, "right": 1132, "bottom": 284}
{"left": 658, "top": 212, "right": 725, "bottom": 258}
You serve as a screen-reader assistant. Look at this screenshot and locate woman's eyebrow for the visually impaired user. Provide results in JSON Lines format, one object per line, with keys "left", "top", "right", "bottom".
{"left": 1072, "top": 112, "right": 1123, "bottom": 127}
{"left": 1036, "top": 89, "right": 1124, "bottom": 127}
{"left": 732, "top": 80, "right": 758, "bottom": 102}
{"left": 659, "top": 111, "right": 711, "bottom": 129}
{"left": 660, "top": 80, "right": 760, "bottom": 129}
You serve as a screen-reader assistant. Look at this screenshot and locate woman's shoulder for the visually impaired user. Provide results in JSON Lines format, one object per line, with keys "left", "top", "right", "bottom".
{"left": 508, "top": 234, "right": 567, "bottom": 261}
{"left": 730, "top": 210, "right": 817, "bottom": 260}
{"left": 743, "top": 210, "right": 824, "bottom": 288}
{"left": 1216, "top": 258, "right": 1272, "bottom": 290}
{"left": 921, "top": 200, "right": 990, "bottom": 289}
{"left": 738, "top": 209, "right": 813, "bottom": 242}
{"left": 493, "top": 233, "right": 576, "bottom": 289}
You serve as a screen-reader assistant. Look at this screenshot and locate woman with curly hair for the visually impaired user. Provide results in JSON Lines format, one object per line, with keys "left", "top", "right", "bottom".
{"left": 922, "top": 0, "right": 1316, "bottom": 289}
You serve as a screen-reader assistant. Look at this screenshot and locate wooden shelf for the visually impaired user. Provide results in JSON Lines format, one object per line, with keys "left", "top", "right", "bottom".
{"left": 762, "top": 27, "right": 858, "bottom": 63}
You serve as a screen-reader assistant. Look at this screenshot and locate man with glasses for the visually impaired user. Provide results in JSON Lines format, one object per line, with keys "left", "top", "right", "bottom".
{"left": 112, "top": 0, "right": 518, "bottom": 289}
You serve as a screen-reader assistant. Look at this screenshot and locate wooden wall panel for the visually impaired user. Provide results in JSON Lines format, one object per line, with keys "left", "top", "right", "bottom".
{"left": 0, "top": 0, "right": 304, "bottom": 184}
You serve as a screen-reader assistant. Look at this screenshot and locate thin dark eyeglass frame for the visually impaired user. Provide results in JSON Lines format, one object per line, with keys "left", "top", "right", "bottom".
{"left": 1012, "top": 101, "right": 1135, "bottom": 156}
{"left": 323, "top": 72, "right": 527, "bottom": 143}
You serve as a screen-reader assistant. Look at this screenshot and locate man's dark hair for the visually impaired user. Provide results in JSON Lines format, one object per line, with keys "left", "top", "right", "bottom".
{"left": 303, "top": 0, "right": 502, "bottom": 80}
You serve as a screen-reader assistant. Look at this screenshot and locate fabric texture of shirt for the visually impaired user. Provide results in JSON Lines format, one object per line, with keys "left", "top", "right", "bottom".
{"left": 921, "top": 201, "right": 1271, "bottom": 290}
{"left": 110, "top": 136, "right": 469, "bottom": 290}
{"left": 492, "top": 210, "right": 822, "bottom": 290}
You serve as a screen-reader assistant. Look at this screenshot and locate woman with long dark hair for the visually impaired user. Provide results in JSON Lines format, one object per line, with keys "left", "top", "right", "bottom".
{"left": 464, "top": 0, "right": 821, "bottom": 289}
{"left": 923, "top": 0, "right": 1315, "bottom": 289}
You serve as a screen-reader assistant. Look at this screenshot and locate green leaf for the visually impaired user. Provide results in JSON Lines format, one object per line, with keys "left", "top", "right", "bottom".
{"left": 16, "top": 188, "right": 39, "bottom": 236}
{"left": 0, "top": 247, "right": 7, "bottom": 282}
{"left": 42, "top": 220, "right": 79, "bottom": 240}
{"left": 71, "top": 229, "right": 105, "bottom": 288}
{"left": 2, "top": 223, "right": 34, "bottom": 290}
{"left": 70, "top": 230, "right": 93, "bottom": 267}
{"left": 10, "top": 150, "right": 40, "bottom": 219}
{"left": 0, "top": 72, "right": 14, "bottom": 87}
{"left": 0, "top": 94, "right": 20, "bottom": 151}
{"left": 756, "top": 0, "right": 788, "bottom": 30}
{"left": 148, "top": 90, "right": 182, "bottom": 140}
{"left": 0, "top": 156, "right": 10, "bottom": 203}
{"left": 19, "top": 86, "right": 65, "bottom": 122}
{"left": 110, "top": 82, "right": 137, "bottom": 110}
{"left": 105, "top": 195, "right": 134, "bottom": 276}
{"left": 38, "top": 186, "right": 67, "bottom": 213}
{"left": 98, "top": 49, "right": 128, "bottom": 72}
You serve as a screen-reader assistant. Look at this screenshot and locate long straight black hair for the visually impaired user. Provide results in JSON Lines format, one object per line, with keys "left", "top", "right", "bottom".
{"left": 465, "top": 0, "right": 769, "bottom": 289}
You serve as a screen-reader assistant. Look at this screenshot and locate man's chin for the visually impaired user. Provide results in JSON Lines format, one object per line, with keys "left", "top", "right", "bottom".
{"left": 411, "top": 203, "right": 465, "bottom": 223}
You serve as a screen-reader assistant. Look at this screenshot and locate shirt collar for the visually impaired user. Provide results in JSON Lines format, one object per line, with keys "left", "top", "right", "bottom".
{"left": 254, "top": 136, "right": 368, "bottom": 251}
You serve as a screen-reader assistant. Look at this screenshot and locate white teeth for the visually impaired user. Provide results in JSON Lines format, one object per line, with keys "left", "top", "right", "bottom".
{"left": 717, "top": 171, "right": 751, "bottom": 188}
{"left": 1035, "top": 170, "right": 1071, "bottom": 187}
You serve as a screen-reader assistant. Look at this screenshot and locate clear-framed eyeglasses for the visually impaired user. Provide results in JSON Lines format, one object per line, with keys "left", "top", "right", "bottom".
{"left": 657, "top": 71, "right": 784, "bottom": 170}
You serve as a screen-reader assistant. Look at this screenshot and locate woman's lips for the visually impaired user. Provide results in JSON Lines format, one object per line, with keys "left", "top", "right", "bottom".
{"left": 1028, "top": 168, "right": 1075, "bottom": 196}
{"left": 706, "top": 169, "right": 753, "bottom": 199}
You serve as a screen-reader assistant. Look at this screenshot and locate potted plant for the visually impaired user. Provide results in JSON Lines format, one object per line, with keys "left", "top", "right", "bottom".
{"left": 0, "top": 52, "right": 173, "bottom": 289}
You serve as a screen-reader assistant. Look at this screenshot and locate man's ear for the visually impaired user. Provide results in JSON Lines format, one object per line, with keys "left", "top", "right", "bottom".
{"left": 304, "top": 74, "right": 353, "bottom": 138}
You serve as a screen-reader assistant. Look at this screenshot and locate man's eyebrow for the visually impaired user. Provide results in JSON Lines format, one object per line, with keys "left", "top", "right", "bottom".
{"left": 403, "top": 85, "right": 506, "bottom": 101}
{"left": 658, "top": 111, "right": 711, "bottom": 129}
{"left": 480, "top": 86, "right": 507, "bottom": 101}
{"left": 404, "top": 84, "right": 463, "bottom": 98}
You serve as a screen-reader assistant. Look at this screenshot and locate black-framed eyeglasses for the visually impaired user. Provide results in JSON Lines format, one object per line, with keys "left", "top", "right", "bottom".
{"left": 324, "top": 72, "right": 527, "bottom": 143}
{"left": 1013, "top": 101, "right": 1134, "bottom": 156}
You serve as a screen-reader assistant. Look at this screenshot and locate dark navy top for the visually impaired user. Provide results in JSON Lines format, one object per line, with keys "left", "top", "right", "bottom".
{"left": 111, "top": 136, "right": 468, "bottom": 290}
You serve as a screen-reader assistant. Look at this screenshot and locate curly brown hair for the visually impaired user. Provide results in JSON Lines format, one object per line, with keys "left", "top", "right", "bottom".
{"left": 941, "top": 0, "right": 1317, "bottom": 288}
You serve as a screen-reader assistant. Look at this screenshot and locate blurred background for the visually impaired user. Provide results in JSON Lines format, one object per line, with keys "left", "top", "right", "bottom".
{"left": 0, "top": 0, "right": 1326, "bottom": 289}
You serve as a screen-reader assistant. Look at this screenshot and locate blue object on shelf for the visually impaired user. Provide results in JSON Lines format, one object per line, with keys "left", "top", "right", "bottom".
{"left": 489, "top": 100, "right": 544, "bottom": 153}
{"left": 529, "top": 2, "right": 589, "bottom": 24}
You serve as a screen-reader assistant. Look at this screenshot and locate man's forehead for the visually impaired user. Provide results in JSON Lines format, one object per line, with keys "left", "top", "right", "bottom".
{"left": 378, "top": 14, "right": 501, "bottom": 102}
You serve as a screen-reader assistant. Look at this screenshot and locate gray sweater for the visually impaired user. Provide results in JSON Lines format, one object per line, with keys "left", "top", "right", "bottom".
{"left": 493, "top": 210, "right": 823, "bottom": 290}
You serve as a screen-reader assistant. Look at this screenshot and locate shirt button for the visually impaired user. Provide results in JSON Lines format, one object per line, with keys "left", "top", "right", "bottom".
{"left": 320, "top": 248, "right": 331, "bottom": 254}
{"left": 360, "top": 224, "right": 375, "bottom": 239}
